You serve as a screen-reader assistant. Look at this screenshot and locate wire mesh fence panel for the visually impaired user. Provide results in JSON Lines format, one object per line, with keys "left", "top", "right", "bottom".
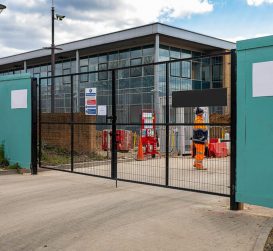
{"left": 73, "top": 124, "right": 111, "bottom": 177}
{"left": 71, "top": 73, "right": 112, "bottom": 177}
{"left": 117, "top": 125, "right": 166, "bottom": 185}
{"left": 166, "top": 53, "right": 232, "bottom": 196}
{"left": 168, "top": 125, "right": 230, "bottom": 195}
{"left": 37, "top": 52, "right": 234, "bottom": 197}
{"left": 40, "top": 123, "right": 71, "bottom": 171}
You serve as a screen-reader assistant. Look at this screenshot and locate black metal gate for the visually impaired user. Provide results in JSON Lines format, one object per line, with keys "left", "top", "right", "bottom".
{"left": 38, "top": 51, "right": 237, "bottom": 208}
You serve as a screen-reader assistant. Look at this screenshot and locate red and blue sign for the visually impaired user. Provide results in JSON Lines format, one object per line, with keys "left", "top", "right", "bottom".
{"left": 85, "top": 88, "right": 97, "bottom": 115}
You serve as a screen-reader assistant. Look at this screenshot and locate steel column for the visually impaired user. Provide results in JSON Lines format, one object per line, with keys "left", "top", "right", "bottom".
{"left": 165, "top": 62, "right": 169, "bottom": 186}
{"left": 71, "top": 75, "right": 74, "bottom": 172}
{"left": 38, "top": 77, "right": 42, "bottom": 168}
{"left": 230, "top": 49, "right": 241, "bottom": 210}
{"left": 31, "top": 78, "right": 38, "bottom": 175}
{"left": 111, "top": 70, "right": 117, "bottom": 179}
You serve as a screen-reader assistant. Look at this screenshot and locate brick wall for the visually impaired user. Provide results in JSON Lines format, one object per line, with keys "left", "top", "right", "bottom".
{"left": 41, "top": 113, "right": 102, "bottom": 153}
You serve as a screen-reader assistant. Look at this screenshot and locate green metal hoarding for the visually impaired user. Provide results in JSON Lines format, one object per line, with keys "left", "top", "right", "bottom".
{"left": 237, "top": 36, "right": 273, "bottom": 208}
{"left": 0, "top": 74, "right": 32, "bottom": 169}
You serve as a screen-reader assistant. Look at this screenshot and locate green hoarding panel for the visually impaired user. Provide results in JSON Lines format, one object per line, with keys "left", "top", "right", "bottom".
{"left": 237, "top": 36, "right": 273, "bottom": 208}
{"left": 0, "top": 74, "right": 32, "bottom": 169}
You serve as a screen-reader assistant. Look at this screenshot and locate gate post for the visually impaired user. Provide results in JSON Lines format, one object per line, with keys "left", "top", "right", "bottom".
{"left": 111, "top": 70, "right": 117, "bottom": 179}
{"left": 165, "top": 62, "right": 169, "bottom": 187}
{"left": 230, "top": 49, "right": 243, "bottom": 210}
{"left": 31, "top": 78, "right": 38, "bottom": 175}
{"left": 70, "top": 75, "right": 74, "bottom": 172}
{"left": 38, "top": 77, "right": 42, "bottom": 169}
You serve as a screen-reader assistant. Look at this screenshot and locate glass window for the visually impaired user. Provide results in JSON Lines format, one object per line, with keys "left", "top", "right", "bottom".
{"left": 34, "top": 67, "right": 40, "bottom": 74}
{"left": 130, "top": 78, "right": 142, "bottom": 89}
{"left": 71, "top": 61, "right": 76, "bottom": 74}
{"left": 143, "top": 76, "right": 154, "bottom": 88}
{"left": 170, "top": 47, "right": 181, "bottom": 59}
{"left": 89, "top": 56, "right": 98, "bottom": 64}
{"left": 182, "top": 61, "right": 191, "bottom": 78}
{"left": 41, "top": 65, "right": 48, "bottom": 73}
{"left": 63, "top": 61, "right": 70, "bottom": 69}
{"left": 170, "top": 77, "right": 181, "bottom": 92}
{"left": 34, "top": 73, "right": 40, "bottom": 79}
{"left": 98, "top": 63, "right": 108, "bottom": 80}
{"left": 130, "top": 58, "right": 142, "bottom": 77}
{"left": 118, "top": 60, "right": 129, "bottom": 79}
{"left": 192, "top": 80, "right": 201, "bottom": 90}
{"left": 118, "top": 78, "right": 129, "bottom": 89}
{"left": 212, "top": 64, "right": 223, "bottom": 81}
{"left": 181, "top": 79, "right": 192, "bottom": 91}
{"left": 48, "top": 71, "right": 52, "bottom": 85}
{"left": 109, "top": 51, "right": 118, "bottom": 61}
{"left": 143, "top": 56, "right": 154, "bottom": 76}
{"left": 27, "top": 68, "right": 34, "bottom": 75}
{"left": 55, "top": 63, "right": 62, "bottom": 76}
{"left": 159, "top": 45, "right": 169, "bottom": 61}
{"left": 14, "top": 70, "right": 21, "bottom": 74}
{"left": 108, "top": 61, "right": 118, "bottom": 69}
{"left": 212, "top": 56, "right": 222, "bottom": 64}
{"left": 89, "top": 72, "right": 97, "bottom": 82}
{"left": 212, "top": 81, "right": 223, "bottom": 88}
{"left": 192, "top": 61, "right": 201, "bottom": 80}
{"left": 170, "top": 60, "right": 181, "bottom": 77}
{"left": 80, "top": 66, "right": 88, "bottom": 82}
{"left": 202, "top": 81, "right": 210, "bottom": 89}
{"left": 80, "top": 58, "right": 88, "bottom": 66}
{"left": 181, "top": 49, "right": 191, "bottom": 59}
{"left": 131, "top": 47, "right": 142, "bottom": 58}
{"left": 63, "top": 68, "right": 71, "bottom": 84}
{"left": 202, "top": 58, "right": 210, "bottom": 82}
{"left": 99, "top": 54, "right": 108, "bottom": 63}
{"left": 192, "top": 51, "right": 202, "bottom": 58}
{"left": 170, "top": 108, "right": 176, "bottom": 123}
{"left": 143, "top": 45, "right": 154, "bottom": 56}
{"left": 119, "top": 50, "right": 130, "bottom": 60}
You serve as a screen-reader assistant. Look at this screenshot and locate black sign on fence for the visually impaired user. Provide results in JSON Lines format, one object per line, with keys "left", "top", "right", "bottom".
{"left": 172, "top": 88, "right": 227, "bottom": 107}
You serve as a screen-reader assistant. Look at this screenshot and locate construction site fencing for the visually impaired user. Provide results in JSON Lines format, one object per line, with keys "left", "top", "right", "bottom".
{"left": 38, "top": 51, "right": 236, "bottom": 201}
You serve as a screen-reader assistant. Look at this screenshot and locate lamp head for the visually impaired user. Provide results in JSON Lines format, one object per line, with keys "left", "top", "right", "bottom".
{"left": 0, "top": 4, "right": 6, "bottom": 14}
{"left": 56, "top": 14, "right": 65, "bottom": 21}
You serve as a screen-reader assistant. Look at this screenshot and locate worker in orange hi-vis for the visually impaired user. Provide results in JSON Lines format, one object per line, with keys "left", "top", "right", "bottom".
{"left": 193, "top": 107, "right": 208, "bottom": 170}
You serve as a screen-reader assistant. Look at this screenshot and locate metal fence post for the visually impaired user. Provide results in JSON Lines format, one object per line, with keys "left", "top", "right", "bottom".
{"left": 38, "top": 77, "right": 42, "bottom": 168}
{"left": 230, "top": 49, "right": 242, "bottom": 210}
{"left": 71, "top": 75, "right": 74, "bottom": 172}
{"left": 31, "top": 78, "right": 38, "bottom": 175}
{"left": 111, "top": 70, "right": 117, "bottom": 179}
{"left": 165, "top": 62, "right": 169, "bottom": 186}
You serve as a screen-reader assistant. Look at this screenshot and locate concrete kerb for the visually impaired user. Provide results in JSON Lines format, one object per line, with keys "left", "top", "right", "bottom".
{"left": 252, "top": 217, "right": 273, "bottom": 251}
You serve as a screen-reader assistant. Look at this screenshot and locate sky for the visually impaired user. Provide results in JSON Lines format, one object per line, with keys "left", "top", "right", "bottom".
{"left": 0, "top": 0, "right": 273, "bottom": 57}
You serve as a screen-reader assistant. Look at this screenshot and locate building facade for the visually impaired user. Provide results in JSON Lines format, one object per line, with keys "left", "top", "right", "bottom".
{"left": 0, "top": 23, "right": 235, "bottom": 153}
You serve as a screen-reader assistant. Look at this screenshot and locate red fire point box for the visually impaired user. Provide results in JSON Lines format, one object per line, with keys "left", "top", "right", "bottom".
{"left": 141, "top": 111, "right": 159, "bottom": 157}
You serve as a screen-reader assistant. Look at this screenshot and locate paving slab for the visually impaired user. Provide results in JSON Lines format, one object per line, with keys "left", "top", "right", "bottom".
{"left": 0, "top": 170, "right": 272, "bottom": 251}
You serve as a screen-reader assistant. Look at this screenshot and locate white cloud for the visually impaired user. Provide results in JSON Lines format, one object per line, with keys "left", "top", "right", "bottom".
{"left": 247, "top": 0, "right": 273, "bottom": 6}
{"left": 0, "top": 0, "right": 213, "bottom": 57}
{"left": 222, "top": 33, "right": 271, "bottom": 43}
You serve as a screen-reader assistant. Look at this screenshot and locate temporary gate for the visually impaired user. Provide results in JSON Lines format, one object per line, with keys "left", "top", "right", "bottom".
{"left": 38, "top": 51, "right": 238, "bottom": 208}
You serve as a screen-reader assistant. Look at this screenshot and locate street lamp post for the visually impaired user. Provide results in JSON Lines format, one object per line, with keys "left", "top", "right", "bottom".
{"left": 44, "top": 0, "right": 65, "bottom": 113}
{"left": 0, "top": 4, "right": 6, "bottom": 14}
{"left": 51, "top": 3, "right": 55, "bottom": 113}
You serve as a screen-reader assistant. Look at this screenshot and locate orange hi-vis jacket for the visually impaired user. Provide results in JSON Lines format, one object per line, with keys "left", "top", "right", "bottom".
{"left": 193, "top": 115, "right": 208, "bottom": 144}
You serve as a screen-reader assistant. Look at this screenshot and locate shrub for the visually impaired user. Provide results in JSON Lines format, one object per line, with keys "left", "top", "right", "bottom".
{"left": 0, "top": 144, "right": 9, "bottom": 167}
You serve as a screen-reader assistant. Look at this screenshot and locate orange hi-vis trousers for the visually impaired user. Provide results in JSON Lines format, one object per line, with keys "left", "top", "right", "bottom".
{"left": 194, "top": 143, "right": 205, "bottom": 168}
